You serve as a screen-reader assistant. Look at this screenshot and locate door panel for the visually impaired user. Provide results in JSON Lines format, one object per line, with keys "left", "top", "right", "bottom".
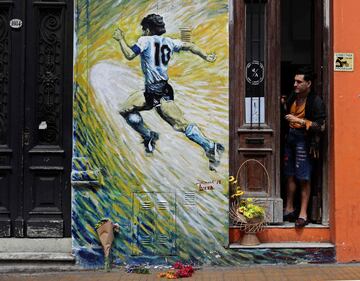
{"left": 0, "top": 0, "right": 72, "bottom": 238}
{"left": 230, "top": 0, "right": 282, "bottom": 223}
{"left": 0, "top": 0, "right": 24, "bottom": 237}
{"left": 24, "top": 0, "right": 72, "bottom": 238}
{"left": 0, "top": 2, "right": 12, "bottom": 236}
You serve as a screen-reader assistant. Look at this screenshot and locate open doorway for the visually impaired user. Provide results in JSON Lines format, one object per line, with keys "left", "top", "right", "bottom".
{"left": 229, "top": 0, "right": 330, "bottom": 226}
{"left": 280, "top": 0, "right": 327, "bottom": 225}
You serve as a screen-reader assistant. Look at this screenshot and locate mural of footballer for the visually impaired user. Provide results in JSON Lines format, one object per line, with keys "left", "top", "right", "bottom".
{"left": 113, "top": 14, "right": 224, "bottom": 171}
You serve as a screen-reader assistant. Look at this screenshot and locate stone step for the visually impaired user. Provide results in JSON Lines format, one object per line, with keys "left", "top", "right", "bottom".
{"left": 0, "top": 238, "right": 77, "bottom": 273}
{"left": 0, "top": 252, "right": 75, "bottom": 262}
{"left": 0, "top": 252, "right": 78, "bottom": 274}
{"left": 0, "top": 263, "right": 82, "bottom": 274}
{"left": 0, "top": 238, "right": 72, "bottom": 253}
{"left": 229, "top": 242, "right": 334, "bottom": 249}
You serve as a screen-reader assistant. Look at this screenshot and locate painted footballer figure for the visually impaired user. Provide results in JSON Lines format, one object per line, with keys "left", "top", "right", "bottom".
{"left": 113, "top": 14, "right": 224, "bottom": 171}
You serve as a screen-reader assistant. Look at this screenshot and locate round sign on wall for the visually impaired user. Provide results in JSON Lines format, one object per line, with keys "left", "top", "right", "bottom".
{"left": 10, "top": 18, "right": 23, "bottom": 29}
{"left": 246, "top": 61, "right": 264, "bottom": 85}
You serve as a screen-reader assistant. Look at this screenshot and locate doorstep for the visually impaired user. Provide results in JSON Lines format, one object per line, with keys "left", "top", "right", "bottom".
{"left": 229, "top": 223, "right": 330, "bottom": 244}
{"left": 229, "top": 242, "right": 334, "bottom": 249}
{"left": 0, "top": 238, "right": 74, "bottom": 262}
{"left": 0, "top": 238, "right": 77, "bottom": 273}
{"left": 0, "top": 238, "right": 72, "bottom": 253}
{"left": 0, "top": 252, "right": 74, "bottom": 261}
{"left": 265, "top": 222, "right": 329, "bottom": 228}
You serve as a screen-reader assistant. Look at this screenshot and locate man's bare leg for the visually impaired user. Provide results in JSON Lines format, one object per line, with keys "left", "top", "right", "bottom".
{"left": 294, "top": 179, "right": 311, "bottom": 228}
{"left": 299, "top": 180, "right": 311, "bottom": 219}
{"left": 285, "top": 176, "right": 297, "bottom": 214}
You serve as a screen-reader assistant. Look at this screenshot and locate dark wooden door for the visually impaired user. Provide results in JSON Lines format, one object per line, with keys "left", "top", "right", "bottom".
{"left": 230, "top": 0, "right": 328, "bottom": 224}
{"left": 230, "top": 0, "right": 282, "bottom": 223}
{"left": 0, "top": 0, "right": 24, "bottom": 237}
{"left": 0, "top": 0, "right": 72, "bottom": 238}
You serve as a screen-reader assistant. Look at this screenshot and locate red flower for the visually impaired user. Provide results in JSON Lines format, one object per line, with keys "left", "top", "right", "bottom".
{"left": 173, "top": 262, "right": 184, "bottom": 269}
{"left": 175, "top": 265, "right": 194, "bottom": 278}
{"left": 164, "top": 262, "right": 195, "bottom": 278}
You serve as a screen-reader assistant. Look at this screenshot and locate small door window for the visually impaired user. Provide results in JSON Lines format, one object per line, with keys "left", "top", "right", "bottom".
{"left": 245, "top": 0, "right": 266, "bottom": 127}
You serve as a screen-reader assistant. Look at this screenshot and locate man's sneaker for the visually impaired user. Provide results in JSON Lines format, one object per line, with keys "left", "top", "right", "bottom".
{"left": 206, "top": 143, "right": 225, "bottom": 170}
{"left": 143, "top": 131, "right": 159, "bottom": 153}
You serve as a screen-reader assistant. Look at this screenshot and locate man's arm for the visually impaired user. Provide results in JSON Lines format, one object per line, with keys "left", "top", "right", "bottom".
{"left": 285, "top": 96, "right": 326, "bottom": 132}
{"left": 307, "top": 97, "right": 326, "bottom": 132}
{"left": 180, "top": 42, "right": 216, "bottom": 62}
{"left": 113, "top": 28, "right": 137, "bottom": 60}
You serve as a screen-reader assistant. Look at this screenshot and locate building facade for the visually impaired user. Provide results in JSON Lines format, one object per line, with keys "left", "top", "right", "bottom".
{"left": 1, "top": 0, "right": 360, "bottom": 267}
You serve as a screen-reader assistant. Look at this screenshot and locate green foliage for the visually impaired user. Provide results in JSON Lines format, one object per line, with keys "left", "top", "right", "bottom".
{"left": 229, "top": 176, "right": 266, "bottom": 220}
{"left": 238, "top": 198, "right": 265, "bottom": 220}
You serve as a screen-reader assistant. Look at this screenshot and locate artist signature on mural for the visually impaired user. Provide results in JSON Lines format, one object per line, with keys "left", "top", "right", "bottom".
{"left": 197, "top": 180, "right": 222, "bottom": 191}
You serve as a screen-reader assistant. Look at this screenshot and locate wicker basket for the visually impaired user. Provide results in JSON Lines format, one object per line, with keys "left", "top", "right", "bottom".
{"left": 229, "top": 159, "right": 270, "bottom": 245}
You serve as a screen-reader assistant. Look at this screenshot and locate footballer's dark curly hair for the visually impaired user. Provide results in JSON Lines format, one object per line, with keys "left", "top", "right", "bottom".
{"left": 141, "top": 14, "right": 166, "bottom": 35}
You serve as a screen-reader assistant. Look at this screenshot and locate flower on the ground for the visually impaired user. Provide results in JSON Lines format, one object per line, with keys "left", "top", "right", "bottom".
{"left": 95, "top": 218, "right": 120, "bottom": 272}
{"left": 158, "top": 262, "right": 195, "bottom": 279}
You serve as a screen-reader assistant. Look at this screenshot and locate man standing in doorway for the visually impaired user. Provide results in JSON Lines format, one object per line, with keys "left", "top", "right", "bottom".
{"left": 113, "top": 14, "right": 224, "bottom": 171}
{"left": 282, "top": 66, "right": 326, "bottom": 228}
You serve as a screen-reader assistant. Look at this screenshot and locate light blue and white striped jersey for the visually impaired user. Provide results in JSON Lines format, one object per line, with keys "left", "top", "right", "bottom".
{"left": 131, "top": 35, "right": 183, "bottom": 85}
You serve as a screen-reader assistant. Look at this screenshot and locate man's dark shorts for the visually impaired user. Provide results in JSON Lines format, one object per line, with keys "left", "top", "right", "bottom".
{"left": 283, "top": 128, "right": 312, "bottom": 181}
{"left": 144, "top": 81, "right": 174, "bottom": 107}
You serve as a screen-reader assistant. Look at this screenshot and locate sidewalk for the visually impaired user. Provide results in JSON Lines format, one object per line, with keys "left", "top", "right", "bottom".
{"left": 1, "top": 263, "right": 360, "bottom": 281}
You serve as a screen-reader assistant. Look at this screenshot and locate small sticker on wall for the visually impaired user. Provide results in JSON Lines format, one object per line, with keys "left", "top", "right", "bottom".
{"left": 334, "top": 53, "right": 354, "bottom": 71}
{"left": 196, "top": 180, "right": 222, "bottom": 192}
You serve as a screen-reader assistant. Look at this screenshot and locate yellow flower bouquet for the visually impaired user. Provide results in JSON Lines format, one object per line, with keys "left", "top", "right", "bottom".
{"left": 229, "top": 180, "right": 266, "bottom": 224}
{"left": 228, "top": 160, "right": 269, "bottom": 245}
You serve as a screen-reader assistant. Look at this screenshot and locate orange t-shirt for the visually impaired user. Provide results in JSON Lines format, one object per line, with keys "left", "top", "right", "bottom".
{"left": 289, "top": 99, "right": 306, "bottom": 129}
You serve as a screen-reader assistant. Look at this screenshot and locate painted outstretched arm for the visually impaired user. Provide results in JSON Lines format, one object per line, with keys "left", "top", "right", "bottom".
{"left": 113, "top": 28, "right": 137, "bottom": 60}
{"left": 181, "top": 42, "right": 216, "bottom": 62}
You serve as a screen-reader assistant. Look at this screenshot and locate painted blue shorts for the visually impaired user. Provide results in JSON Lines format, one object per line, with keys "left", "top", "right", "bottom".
{"left": 283, "top": 128, "right": 312, "bottom": 181}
